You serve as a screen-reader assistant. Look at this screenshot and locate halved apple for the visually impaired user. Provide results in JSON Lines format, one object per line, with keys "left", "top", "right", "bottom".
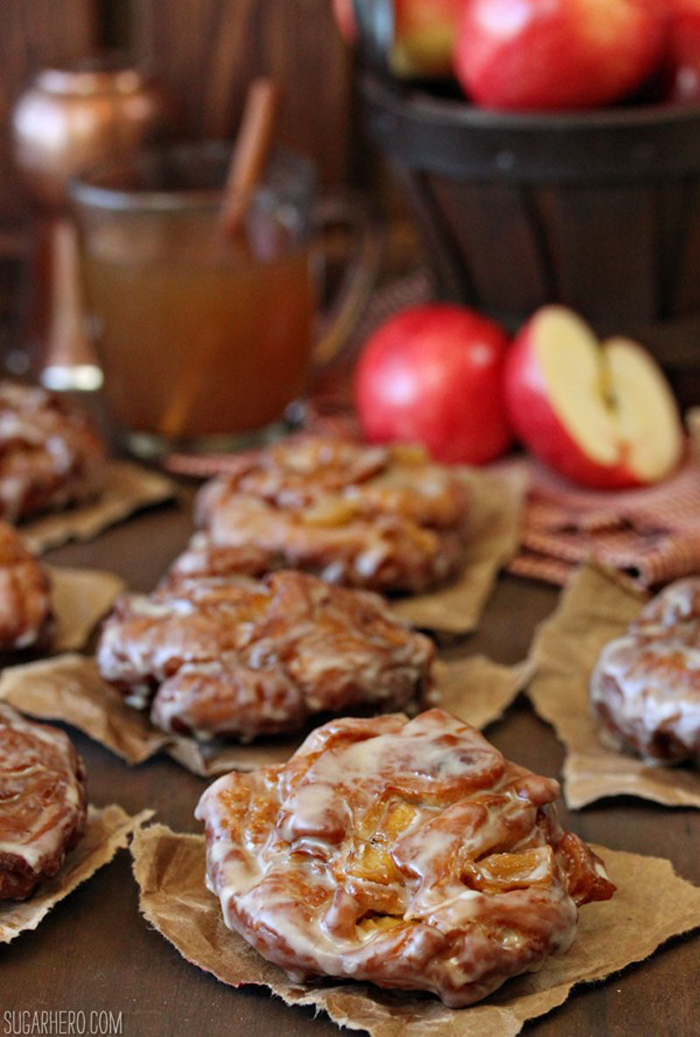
{"left": 504, "top": 306, "right": 684, "bottom": 489}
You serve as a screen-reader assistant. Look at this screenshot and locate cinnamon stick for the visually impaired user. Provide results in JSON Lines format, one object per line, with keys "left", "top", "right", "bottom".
{"left": 219, "top": 78, "right": 279, "bottom": 238}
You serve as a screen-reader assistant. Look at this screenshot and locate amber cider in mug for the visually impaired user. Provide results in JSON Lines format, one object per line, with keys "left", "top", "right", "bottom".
{"left": 71, "top": 144, "right": 324, "bottom": 456}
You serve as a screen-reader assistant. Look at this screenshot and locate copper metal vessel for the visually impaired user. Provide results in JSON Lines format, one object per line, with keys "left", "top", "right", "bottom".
{"left": 11, "top": 57, "right": 174, "bottom": 389}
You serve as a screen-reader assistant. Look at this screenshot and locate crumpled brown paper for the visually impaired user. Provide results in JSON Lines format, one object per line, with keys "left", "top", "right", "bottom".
{"left": 0, "top": 653, "right": 529, "bottom": 777}
{"left": 0, "top": 655, "right": 172, "bottom": 765}
{"left": 526, "top": 564, "right": 700, "bottom": 809}
{"left": 20, "top": 461, "right": 175, "bottom": 554}
{"left": 434, "top": 656, "right": 532, "bottom": 732}
{"left": 47, "top": 565, "right": 125, "bottom": 652}
{"left": 1, "top": 804, "right": 151, "bottom": 944}
{"left": 131, "top": 824, "right": 700, "bottom": 1037}
{"left": 390, "top": 467, "right": 526, "bottom": 635}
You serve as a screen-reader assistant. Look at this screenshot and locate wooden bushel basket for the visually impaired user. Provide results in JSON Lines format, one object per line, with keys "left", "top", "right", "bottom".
{"left": 361, "top": 73, "right": 700, "bottom": 406}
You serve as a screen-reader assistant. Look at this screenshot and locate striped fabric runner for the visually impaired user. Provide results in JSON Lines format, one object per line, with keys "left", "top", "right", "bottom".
{"left": 506, "top": 451, "right": 700, "bottom": 587}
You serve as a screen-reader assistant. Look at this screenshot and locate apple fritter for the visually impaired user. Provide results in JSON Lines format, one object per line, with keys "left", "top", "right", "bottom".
{"left": 197, "top": 709, "right": 614, "bottom": 1007}
{"left": 0, "top": 704, "right": 87, "bottom": 900}
{"left": 591, "top": 577, "right": 700, "bottom": 765}
{"left": 169, "top": 435, "right": 471, "bottom": 594}
{"left": 0, "top": 521, "right": 52, "bottom": 650}
{"left": 97, "top": 570, "right": 435, "bottom": 742}
{"left": 0, "top": 382, "right": 106, "bottom": 523}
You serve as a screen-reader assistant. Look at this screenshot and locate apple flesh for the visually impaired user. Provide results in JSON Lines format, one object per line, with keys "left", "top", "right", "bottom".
{"left": 454, "top": 0, "right": 667, "bottom": 110}
{"left": 354, "top": 303, "right": 512, "bottom": 465}
{"left": 504, "top": 306, "right": 683, "bottom": 489}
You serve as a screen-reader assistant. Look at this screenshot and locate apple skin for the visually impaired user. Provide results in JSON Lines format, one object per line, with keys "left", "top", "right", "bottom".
{"left": 454, "top": 0, "right": 668, "bottom": 110}
{"left": 391, "top": 0, "right": 467, "bottom": 77}
{"left": 332, "top": 0, "right": 358, "bottom": 43}
{"left": 504, "top": 311, "right": 663, "bottom": 490}
{"left": 661, "top": 0, "right": 700, "bottom": 102}
{"left": 354, "top": 303, "right": 512, "bottom": 466}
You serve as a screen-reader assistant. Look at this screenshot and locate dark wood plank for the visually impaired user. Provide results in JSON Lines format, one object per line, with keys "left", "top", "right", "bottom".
{"left": 428, "top": 177, "right": 553, "bottom": 322}
{"left": 666, "top": 176, "right": 700, "bottom": 318}
{"left": 536, "top": 182, "right": 659, "bottom": 329}
{"left": 131, "top": 0, "right": 353, "bottom": 186}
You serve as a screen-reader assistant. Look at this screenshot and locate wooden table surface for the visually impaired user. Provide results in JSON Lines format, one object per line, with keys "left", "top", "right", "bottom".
{"left": 0, "top": 482, "right": 698, "bottom": 1037}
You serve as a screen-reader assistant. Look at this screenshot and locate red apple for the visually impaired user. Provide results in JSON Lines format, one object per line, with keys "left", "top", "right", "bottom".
{"left": 332, "top": 0, "right": 358, "bottom": 43}
{"left": 504, "top": 306, "right": 683, "bottom": 489}
{"left": 354, "top": 303, "right": 512, "bottom": 465}
{"left": 661, "top": 0, "right": 700, "bottom": 102}
{"left": 454, "top": 0, "right": 667, "bottom": 110}
{"left": 391, "top": 0, "right": 467, "bottom": 77}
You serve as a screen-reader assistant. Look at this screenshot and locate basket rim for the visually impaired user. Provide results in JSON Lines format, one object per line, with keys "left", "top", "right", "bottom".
{"left": 362, "top": 73, "right": 700, "bottom": 133}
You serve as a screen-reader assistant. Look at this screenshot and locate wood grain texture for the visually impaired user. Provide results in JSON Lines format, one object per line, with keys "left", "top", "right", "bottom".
{"left": 131, "top": 0, "right": 353, "bottom": 185}
{"left": 0, "top": 0, "right": 354, "bottom": 236}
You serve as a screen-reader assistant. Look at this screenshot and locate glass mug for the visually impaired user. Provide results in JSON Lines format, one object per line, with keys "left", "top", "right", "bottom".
{"left": 69, "top": 142, "right": 378, "bottom": 457}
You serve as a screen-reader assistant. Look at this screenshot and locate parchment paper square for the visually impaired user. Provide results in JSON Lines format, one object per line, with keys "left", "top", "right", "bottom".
{"left": 526, "top": 564, "right": 700, "bottom": 808}
{"left": 1, "top": 805, "right": 151, "bottom": 944}
{"left": 131, "top": 824, "right": 700, "bottom": 1037}
{"left": 21, "top": 461, "right": 175, "bottom": 554}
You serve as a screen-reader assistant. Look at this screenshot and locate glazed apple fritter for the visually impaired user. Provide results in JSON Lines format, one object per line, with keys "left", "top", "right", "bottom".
{"left": 0, "top": 704, "right": 87, "bottom": 900}
{"left": 168, "top": 435, "right": 471, "bottom": 595}
{"left": 197, "top": 709, "right": 615, "bottom": 1007}
{"left": 0, "top": 382, "right": 106, "bottom": 523}
{"left": 0, "top": 521, "right": 52, "bottom": 650}
{"left": 97, "top": 570, "right": 435, "bottom": 742}
{"left": 591, "top": 577, "right": 700, "bottom": 765}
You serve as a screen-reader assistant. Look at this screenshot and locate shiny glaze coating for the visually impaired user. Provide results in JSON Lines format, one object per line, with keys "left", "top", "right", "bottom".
{"left": 0, "top": 704, "right": 87, "bottom": 900}
{"left": 98, "top": 571, "right": 435, "bottom": 742}
{"left": 177, "top": 435, "right": 471, "bottom": 594}
{"left": 0, "top": 383, "right": 106, "bottom": 522}
{"left": 0, "top": 521, "right": 52, "bottom": 649}
{"left": 591, "top": 577, "right": 700, "bottom": 764}
{"left": 197, "top": 709, "right": 614, "bottom": 1006}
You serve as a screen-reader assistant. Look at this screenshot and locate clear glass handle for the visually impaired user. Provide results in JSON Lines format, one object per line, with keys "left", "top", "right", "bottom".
{"left": 312, "top": 193, "right": 383, "bottom": 367}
